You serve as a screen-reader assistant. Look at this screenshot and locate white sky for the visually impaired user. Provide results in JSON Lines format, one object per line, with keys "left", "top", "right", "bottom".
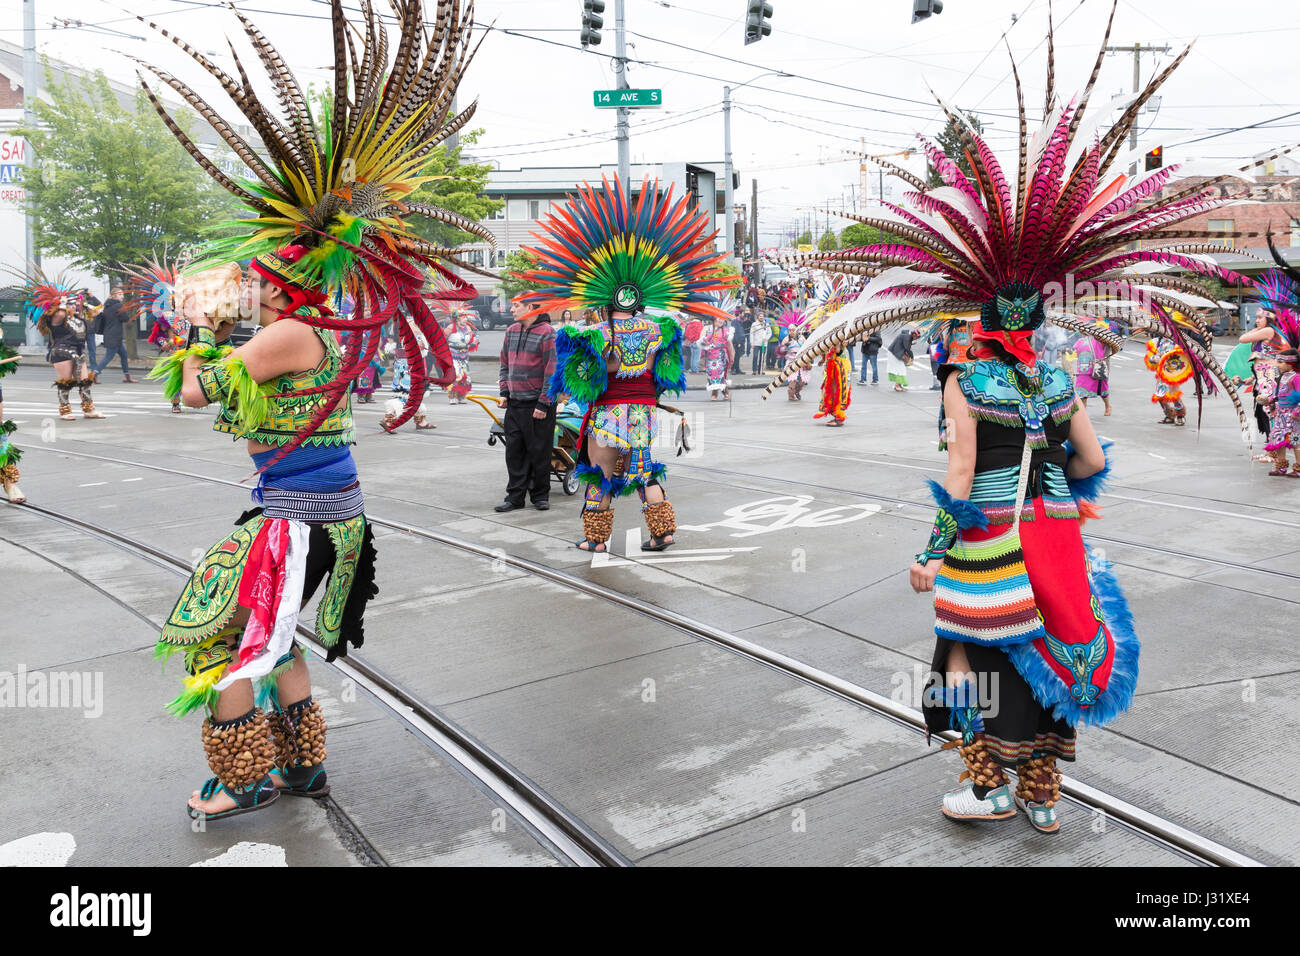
{"left": 5, "top": 0, "right": 1300, "bottom": 243}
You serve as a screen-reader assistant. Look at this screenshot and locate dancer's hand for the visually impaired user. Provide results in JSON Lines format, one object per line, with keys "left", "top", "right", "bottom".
{"left": 909, "top": 557, "right": 942, "bottom": 593}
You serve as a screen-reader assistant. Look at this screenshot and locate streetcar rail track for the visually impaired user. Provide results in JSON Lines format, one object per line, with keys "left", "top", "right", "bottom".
{"left": 11, "top": 500, "right": 627, "bottom": 869}
{"left": 11, "top": 446, "right": 1263, "bottom": 867}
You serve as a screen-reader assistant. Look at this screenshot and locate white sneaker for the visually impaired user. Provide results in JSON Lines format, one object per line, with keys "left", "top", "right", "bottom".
{"left": 942, "top": 783, "right": 1016, "bottom": 821}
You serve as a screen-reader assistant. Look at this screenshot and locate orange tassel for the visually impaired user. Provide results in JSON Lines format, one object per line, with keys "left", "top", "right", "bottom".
{"left": 1077, "top": 500, "right": 1102, "bottom": 526}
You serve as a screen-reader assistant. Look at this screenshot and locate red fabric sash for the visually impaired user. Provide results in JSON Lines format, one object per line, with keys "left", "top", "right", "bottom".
{"left": 592, "top": 371, "right": 656, "bottom": 406}
{"left": 233, "top": 518, "right": 290, "bottom": 673}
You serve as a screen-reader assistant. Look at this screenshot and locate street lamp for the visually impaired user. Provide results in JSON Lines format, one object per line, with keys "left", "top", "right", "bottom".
{"left": 724, "top": 70, "right": 791, "bottom": 268}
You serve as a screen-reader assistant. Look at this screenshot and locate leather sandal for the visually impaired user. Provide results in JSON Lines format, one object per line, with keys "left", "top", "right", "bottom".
{"left": 187, "top": 774, "right": 279, "bottom": 822}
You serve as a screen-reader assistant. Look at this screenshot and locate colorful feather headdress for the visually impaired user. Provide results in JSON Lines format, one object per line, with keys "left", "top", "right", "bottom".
{"left": 517, "top": 176, "right": 738, "bottom": 320}
{"left": 120, "top": 251, "right": 179, "bottom": 326}
{"left": 136, "top": 0, "right": 492, "bottom": 440}
{"left": 1261, "top": 238, "right": 1300, "bottom": 349}
{"left": 768, "top": 1, "right": 1281, "bottom": 439}
{"left": 5, "top": 263, "right": 84, "bottom": 325}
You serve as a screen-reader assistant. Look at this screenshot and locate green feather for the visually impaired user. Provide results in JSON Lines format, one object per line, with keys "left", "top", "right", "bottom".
{"left": 223, "top": 357, "right": 273, "bottom": 436}
{"left": 146, "top": 344, "right": 232, "bottom": 401}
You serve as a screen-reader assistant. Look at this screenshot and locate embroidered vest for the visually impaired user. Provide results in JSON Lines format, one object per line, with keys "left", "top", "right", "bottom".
{"left": 214, "top": 326, "right": 354, "bottom": 447}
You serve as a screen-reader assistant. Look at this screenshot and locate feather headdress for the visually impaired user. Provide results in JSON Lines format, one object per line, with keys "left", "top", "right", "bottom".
{"left": 136, "top": 0, "right": 492, "bottom": 443}
{"left": 120, "top": 251, "right": 179, "bottom": 327}
{"left": 768, "top": 1, "right": 1279, "bottom": 440}
{"left": 4, "top": 263, "right": 85, "bottom": 326}
{"left": 1261, "top": 237, "right": 1300, "bottom": 350}
{"left": 517, "top": 176, "right": 738, "bottom": 319}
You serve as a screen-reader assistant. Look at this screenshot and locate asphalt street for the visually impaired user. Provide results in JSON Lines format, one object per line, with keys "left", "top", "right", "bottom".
{"left": 1, "top": 339, "right": 1294, "bottom": 866}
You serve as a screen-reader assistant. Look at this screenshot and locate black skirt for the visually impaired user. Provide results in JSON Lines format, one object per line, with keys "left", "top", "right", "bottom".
{"left": 922, "top": 637, "right": 1076, "bottom": 768}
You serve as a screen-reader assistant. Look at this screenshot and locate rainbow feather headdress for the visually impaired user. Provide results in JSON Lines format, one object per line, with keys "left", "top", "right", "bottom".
{"left": 136, "top": 0, "right": 492, "bottom": 439}
{"left": 518, "top": 176, "right": 738, "bottom": 320}
{"left": 5, "top": 263, "right": 83, "bottom": 325}
{"left": 120, "top": 251, "right": 179, "bottom": 327}
{"left": 769, "top": 1, "right": 1283, "bottom": 439}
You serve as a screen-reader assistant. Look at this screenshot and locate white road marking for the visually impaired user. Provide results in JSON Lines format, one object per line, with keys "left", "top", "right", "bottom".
{"left": 0, "top": 832, "right": 76, "bottom": 866}
{"left": 79, "top": 482, "right": 107, "bottom": 487}
{"left": 190, "top": 841, "right": 287, "bottom": 867}
{"left": 589, "top": 530, "right": 759, "bottom": 568}
{"left": 1148, "top": 452, "right": 1167, "bottom": 460}
{"left": 122, "top": 477, "right": 143, "bottom": 482}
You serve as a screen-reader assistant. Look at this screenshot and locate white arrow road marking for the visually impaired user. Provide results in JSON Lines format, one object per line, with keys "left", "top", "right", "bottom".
{"left": 589, "top": 529, "right": 759, "bottom": 567}
{"left": 0, "top": 832, "right": 76, "bottom": 866}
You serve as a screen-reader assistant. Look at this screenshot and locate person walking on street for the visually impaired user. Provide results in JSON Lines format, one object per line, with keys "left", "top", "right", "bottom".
{"left": 93, "top": 287, "right": 139, "bottom": 382}
{"left": 496, "top": 295, "right": 557, "bottom": 512}
{"left": 887, "top": 328, "right": 918, "bottom": 391}
{"left": 731, "top": 312, "right": 748, "bottom": 374}
{"left": 860, "top": 330, "right": 882, "bottom": 384}
{"left": 749, "top": 313, "right": 769, "bottom": 375}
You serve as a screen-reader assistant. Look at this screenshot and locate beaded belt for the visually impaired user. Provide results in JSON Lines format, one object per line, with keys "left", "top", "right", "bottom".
{"left": 260, "top": 482, "right": 365, "bottom": 523}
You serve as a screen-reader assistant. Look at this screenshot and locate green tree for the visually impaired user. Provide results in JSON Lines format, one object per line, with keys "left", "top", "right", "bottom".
{"left": 17, "top": 65, "right": 233, "bottom": 279}
{"left": 796, "top": 230, "right": 813, "bottom": 246}
{"left": 817, "top": 228, "right": 839, "bottom": 252}
{"left": 927, "top": 110, "right": 985, "bottom": 188}
{"left": 840, "top": 222, "right": 895, "bottom": 248}
{"left": 406, "top": 129, "right": 503, "bottom": 247}
{"left": 497, "top": 249, "right": 544, "bottom": 300}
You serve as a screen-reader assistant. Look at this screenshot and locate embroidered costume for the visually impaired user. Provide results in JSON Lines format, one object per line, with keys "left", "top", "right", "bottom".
{"left": 444, "top": 317, "right": 479, "bottom": 403}
{"left": 8, "top": 266, "right": 107, "bottom": 422}
{"left": 1073, "top": 331, "right": 1110, "bottom": 404}
{"left": 136, "top": 0, "right": 483, "bottom": 820}
{"left": 814, "top": 349, "right": 851, "bottom": 424}
{"left": 1146, "top": 336, "right": 1190, "bottom": 425}
{"left": 702, "top": 324, "right": 733, "bottom": 396}
{"left": 520, "top": 176, "right": 735, "bottom": 553}
{"left": 771, "top": 4, "right": 1253, "bottom": 833}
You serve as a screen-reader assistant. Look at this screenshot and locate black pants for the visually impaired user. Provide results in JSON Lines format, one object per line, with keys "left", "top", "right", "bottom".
{"left": 504, "top": 400, "right": 555, "bottom": 504}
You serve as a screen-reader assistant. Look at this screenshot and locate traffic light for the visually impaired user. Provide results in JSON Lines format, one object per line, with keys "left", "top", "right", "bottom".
{"left": 911, "top": 0, "right": 943, "bottom": 23}
{"left": 1145, "top": 145, "right": 1163, "bottom": 171}
{"left": 581, "top": 0, "right": 604, "bottom": 48}
{"left": 745, "top": 1, "right": 773, "bottom": 45}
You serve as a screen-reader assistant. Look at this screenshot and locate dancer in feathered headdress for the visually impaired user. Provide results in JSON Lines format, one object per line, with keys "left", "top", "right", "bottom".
{"left": 1242, "top": 253, "right": 1300, "bottom": 473}
{"left": 520, "top": 176, "right": 736, "bottom": 553}
{"left": 122, "top": 252, "right": 182, "bottom": 352}
{"left": 768, "top": 1, "right": 1285, "bottom": 834}
{"left": 136, "top": 0, "right": 483, "bottom": 823}
{"left": 6, "top": 264, "right": 107, "bottom": 422}
{"left": 428, "top": 272, "right": 479, "bottom": 404}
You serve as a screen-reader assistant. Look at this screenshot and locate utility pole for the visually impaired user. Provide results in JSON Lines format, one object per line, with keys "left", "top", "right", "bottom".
{"left": 23, "top": 0, "right": 39, "bottom": 346}
{"left": 614, "top": 0, "right": 629, "bottom": 191}
{"left": 751, "top": 178, "right": 758, "bottom": 262}
{"left": 1104, "top": 42, "right": 1170, "bottom": 176}
{"left": 723, "top": 85, "right": 734, "bottom": 264}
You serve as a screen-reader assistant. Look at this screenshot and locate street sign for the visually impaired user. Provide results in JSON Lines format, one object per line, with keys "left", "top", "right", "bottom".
{"left": 593, "top": 89, "right": 662, "bottom": 109}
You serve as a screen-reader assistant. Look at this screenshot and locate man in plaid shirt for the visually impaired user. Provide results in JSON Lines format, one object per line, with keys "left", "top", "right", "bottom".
{"left": 496, "top": 295, "right": 557, "bottom": 511}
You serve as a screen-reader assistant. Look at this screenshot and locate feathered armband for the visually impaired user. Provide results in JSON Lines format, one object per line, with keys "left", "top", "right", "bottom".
{"left": 917, "top": 479, "right": 988, "bottom": 564}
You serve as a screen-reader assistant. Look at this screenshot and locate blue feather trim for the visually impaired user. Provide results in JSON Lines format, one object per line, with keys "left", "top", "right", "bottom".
{"left": 549, "top": 327, "right": 608, "bottom": 405}
{"left": 576, "top": 462, "right": 629, "bottom": 497}
{"left": 1005, "top": 544, "right": 1139, "bottom": 728}
{"left": 1062, "top": 440, "right": 1114, "bottom": 504}
{"left": 651, "top": 316, "right": 687, "bottom": 395}
{"left": 924, "top": 479, "right": 989, "bottom": 531}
